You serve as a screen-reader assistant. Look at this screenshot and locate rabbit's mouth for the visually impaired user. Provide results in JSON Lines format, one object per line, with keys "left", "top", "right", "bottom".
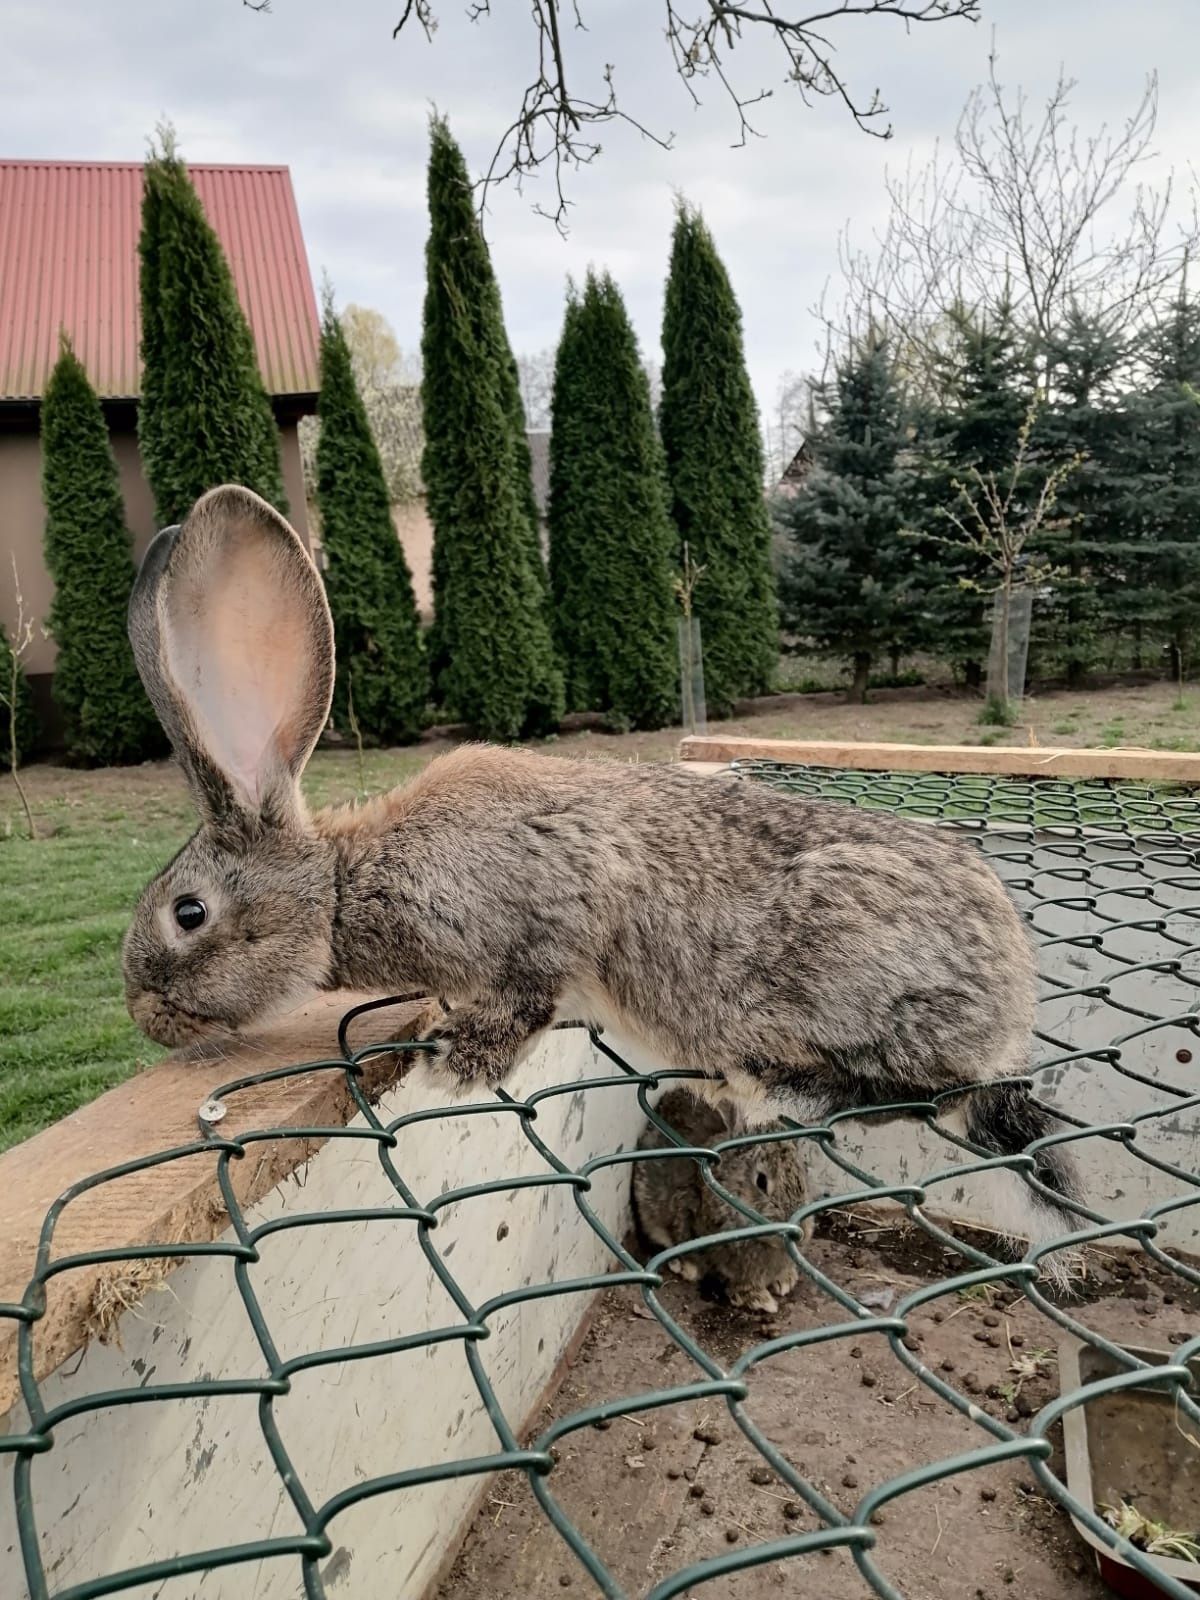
{"left": 128, "top": 991, "right": 230, "bottom": 1047}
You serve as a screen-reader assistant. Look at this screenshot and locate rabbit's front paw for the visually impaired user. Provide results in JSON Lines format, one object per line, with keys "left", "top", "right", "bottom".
{"left": 419, "top": 991, "right": 560, "bottom": 1096}
{"left": 725, "top": 1259, "right": 800, "bottom": 1316}
{"left": 422, "top": 1017, "right": 514, "bottom": 1093}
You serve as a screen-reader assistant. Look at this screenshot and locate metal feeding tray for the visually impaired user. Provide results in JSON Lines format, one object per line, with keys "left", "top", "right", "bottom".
{"left": 1060, "top": 1338, "right": 1200, "bottom": 1598}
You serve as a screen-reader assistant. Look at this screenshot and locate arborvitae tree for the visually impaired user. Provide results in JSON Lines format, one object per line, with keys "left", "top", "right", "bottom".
{"left": 0, "top": 630, "right": 37, "bottom": 771}
{"left": 659, "top": 202, "right": 777, "bottom": 715}
{"left": 501, "top": 348, "right": 549, "bottom": 590}
{"left": 777, "top": 336, "right": 917, "bottom": 703}
{"left": 138, "top": 131, "right": 285, "bottom": 526}
{"left": 315, "top": 296, "right": 428, "bottom": 744}
{"left": 914, "top": 303, "right": 1034, "bottom": 684}
{"left": 549, "top": 272, "right": 677, "bottom": 729}
{"left": 1121, "top": 288, "right": 1200, "bottom": 676}
{"left": 137, "top": 149, "right": 168, "bottom": 520}
{"left": 41, "top": 338, "right": 163, "bottom": 764}
{"left": 1037, "top": 309, "right": 1130, "bottom": 684}
{"left": 421, "top": 116, "right": 563, "bottom": 739}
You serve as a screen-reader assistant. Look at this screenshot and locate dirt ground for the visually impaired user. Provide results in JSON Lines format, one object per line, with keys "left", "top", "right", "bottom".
{"left": 436, "top": 1217, "right": 1200, "bottom": 1600}
{"left": 12, "top": 676, "right": 1200, "bottom": 823}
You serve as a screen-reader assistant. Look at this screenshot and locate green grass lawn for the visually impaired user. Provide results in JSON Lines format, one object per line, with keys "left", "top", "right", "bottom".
{"left": 0, "top": 808, "right": 181, "bottom": 1150}
{"left": 3, "top": 676, "right": 1199, "bottom": 1153}
{"left": 0, "top": 747, "right": 431, "bottom": 1153}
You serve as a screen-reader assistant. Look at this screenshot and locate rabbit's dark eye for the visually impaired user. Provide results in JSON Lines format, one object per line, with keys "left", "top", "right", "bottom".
{"left": 755, "top": 1171, "right": 771, "bottom": 1194}
{"left": 174, "top": 897, "right": 207, "bottom": 932}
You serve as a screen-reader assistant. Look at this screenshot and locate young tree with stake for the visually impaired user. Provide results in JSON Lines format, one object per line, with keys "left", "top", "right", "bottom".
{"left": 938, "top": 402, "right": 1081, "bottom": 723}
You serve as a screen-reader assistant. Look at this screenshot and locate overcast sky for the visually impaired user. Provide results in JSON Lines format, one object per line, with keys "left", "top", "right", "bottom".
{"left": 6, "top": 1, "right": 1198, "bottom": 416}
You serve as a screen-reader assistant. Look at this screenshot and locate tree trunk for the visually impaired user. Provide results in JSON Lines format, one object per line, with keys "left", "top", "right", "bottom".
{"left": 1132, "top": 620, "right": 1143, "bottom": 672}
{"left": 888, "top": 644, "right": 901, "bottom": 681}
{"left": 848, "top": 652, "right": 871, "bottom": 704}
{"left": 1065, "top": 538, "right": 1087, "bottom": 689}
{"left": 994, "top": 582, "right": 1012, "bottom": 721}
{"left": 1169, "top": 634, "right": 1186, "bottom": 689}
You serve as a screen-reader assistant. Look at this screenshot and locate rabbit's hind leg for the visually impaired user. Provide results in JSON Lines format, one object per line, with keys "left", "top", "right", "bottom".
{"left": 725, "top": 1049, "right": 941, "bottom": 1133}
{"left": 722, "top": 1052, "right": 858, "bottom": 1131}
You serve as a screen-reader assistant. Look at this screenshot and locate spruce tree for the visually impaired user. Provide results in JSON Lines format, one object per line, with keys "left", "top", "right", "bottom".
{"left": 41, "top": 338, "right": 163, "bottom": 764}
{"left": 777, "top": 336, "right": 917, "bottom": 703}
{"left": 1122, "top": 289, "right": 1200, "bottom": 675}
{"left": 421, "top": 116, "right": 563, "bottom": 739}
{"left": 549, "top": 272, "right": 677, "bottom": 729}
{"left": 1037, "top": 309, "right": 1129, "bottom": 684}
{"left": 316, "top": 296, "right": 428, "bottom": 744}
{"left": 915, "top": 303, "right": 1034, "bottom": 684}
{"left": 138, "top": 131, "right": 285, "bottom": 526}
{"left": 659, "top": 202, "right": 777, "bottom": 715}
{"left": 0, "top": 630, "right": 37, "bottom": 771}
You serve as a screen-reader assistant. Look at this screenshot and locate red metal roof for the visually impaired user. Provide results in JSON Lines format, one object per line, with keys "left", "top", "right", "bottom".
{"left": 0, "top": 160, "right": 320, "bottom": 402}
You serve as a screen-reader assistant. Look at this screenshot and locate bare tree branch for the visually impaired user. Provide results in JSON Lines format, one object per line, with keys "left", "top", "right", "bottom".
{"left": 391, "top": 0, "right": 979, "bottom": 225}
{"left": 516, "top": 349, "right": 556, "bottom": 429}
{"left": 475, "top": 2, "right": 674, "bottom": 231}
{"left": 819, "top": 41, "right": 1200, "bottom": 389}
{"left": 392, "top": 0, "right": 435, "bottom": 39}
{"left": 933, "top": 398, "right": 1081, "bottom": 717}
{"left": 763, "top": 368, "right": 811, "bottom": 484}
{"left": 301, "top": 303, "right": 424, "bottom": 506}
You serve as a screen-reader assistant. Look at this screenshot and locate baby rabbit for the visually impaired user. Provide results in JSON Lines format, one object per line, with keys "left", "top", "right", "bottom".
{"left": 123, "top": 487, "right": 1078, "bottom": 1274}
{"left": 632, "top": 1089, "right": 812, "bottom": 1314}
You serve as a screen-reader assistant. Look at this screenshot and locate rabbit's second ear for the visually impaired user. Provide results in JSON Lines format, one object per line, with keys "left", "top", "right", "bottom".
{"left": 129, "top": 486, "right": 334, "bottom": 828}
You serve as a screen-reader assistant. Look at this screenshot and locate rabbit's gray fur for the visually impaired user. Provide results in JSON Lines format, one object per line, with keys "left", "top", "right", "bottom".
{"left": 632, "top": 1089, "right": 812, "bottom": 1313}
{"left": 122, "top": 487, "right": 1079, "bottom": 1275}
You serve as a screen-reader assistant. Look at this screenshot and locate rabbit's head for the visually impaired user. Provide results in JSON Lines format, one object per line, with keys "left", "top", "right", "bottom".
{"left": 696, "top": 1133, "right": 814, "bottom": 1314}
{"left": 710, "top": 1136, "right": 812, "bottom": 1225}
{"left": 122, "top": 487, "right": 336, "bottom": 1047}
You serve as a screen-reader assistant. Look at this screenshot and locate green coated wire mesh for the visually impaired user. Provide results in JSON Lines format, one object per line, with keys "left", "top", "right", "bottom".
{"left": 2, "top": 758, "right": 1200, "bottom": 1599}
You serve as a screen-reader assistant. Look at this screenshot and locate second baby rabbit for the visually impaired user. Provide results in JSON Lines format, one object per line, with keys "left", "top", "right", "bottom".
{"left": 632, "top": 1089, "right": 812, "bottom": 1313}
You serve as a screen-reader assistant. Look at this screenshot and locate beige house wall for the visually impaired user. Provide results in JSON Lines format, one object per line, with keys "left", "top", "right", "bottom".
{"left": 279, "top": 422, "right": 309, "bottom": 545}
{"left": 0, "top": 427, "right": 53, "bottom": 674}
{"left": 0, "top": 412, "right": 311, "bottom": 694}
{"left": 392, "top": 496, "right": 434, "bottom": 616}
{"left": 305, "top": 496, "right": 436, "bottom": 619}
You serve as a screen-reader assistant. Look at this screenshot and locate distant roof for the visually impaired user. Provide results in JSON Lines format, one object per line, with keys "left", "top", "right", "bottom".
{"left": 780, "top": 439, "right": 813, "bottom": 485}
{"left": 526, "top": 429, "right": 550, "bottom": 518}
{"left": 0, "top": 160, "right": 320, "bottom": 402}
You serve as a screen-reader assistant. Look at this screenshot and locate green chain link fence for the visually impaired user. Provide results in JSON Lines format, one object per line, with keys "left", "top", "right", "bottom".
{"left": 2, "top": 758, "right": 1199, "bottom": 1599}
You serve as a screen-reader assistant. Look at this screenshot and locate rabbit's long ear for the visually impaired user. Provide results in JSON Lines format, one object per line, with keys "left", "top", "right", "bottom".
{"left": 129, "top": 486, "right": 334, "bottom": 829}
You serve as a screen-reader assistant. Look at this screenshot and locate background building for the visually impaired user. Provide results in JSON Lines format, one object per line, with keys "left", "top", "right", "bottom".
{"left": 0, "top": 159, "right": 319, "bottom": 720}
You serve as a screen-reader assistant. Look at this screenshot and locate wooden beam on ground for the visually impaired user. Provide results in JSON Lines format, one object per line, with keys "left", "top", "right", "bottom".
{"left": 678, "top": 736, "right": 1200, "bottom": 783}
{"left": 0, "top": 991, "right": 434, "bottom": 1416}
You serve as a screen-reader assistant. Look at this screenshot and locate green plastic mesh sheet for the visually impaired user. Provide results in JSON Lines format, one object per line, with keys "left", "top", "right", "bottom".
{"left": 2, "top": 759, "right": 1199, "bottom": 1599}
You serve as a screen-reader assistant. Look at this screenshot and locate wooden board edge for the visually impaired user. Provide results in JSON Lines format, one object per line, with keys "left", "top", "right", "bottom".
{"left": 678, "top": 736, "right": 1200, "bottom": 782}
{"left": 0, "top": 992, "right": 435, "bottom": 1416}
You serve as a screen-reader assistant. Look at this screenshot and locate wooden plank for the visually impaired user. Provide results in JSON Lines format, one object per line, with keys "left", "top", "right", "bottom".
{"left": 0, "top": 990, "right": 436, "bottom": 1416}
{"left": 678, "top": 736, "right": 1200, "bottom": 783}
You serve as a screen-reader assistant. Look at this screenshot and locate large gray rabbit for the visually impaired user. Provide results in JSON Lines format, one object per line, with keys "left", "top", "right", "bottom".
{"left": 123, "top": 486, "right": 1078, "bottom": 1272}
